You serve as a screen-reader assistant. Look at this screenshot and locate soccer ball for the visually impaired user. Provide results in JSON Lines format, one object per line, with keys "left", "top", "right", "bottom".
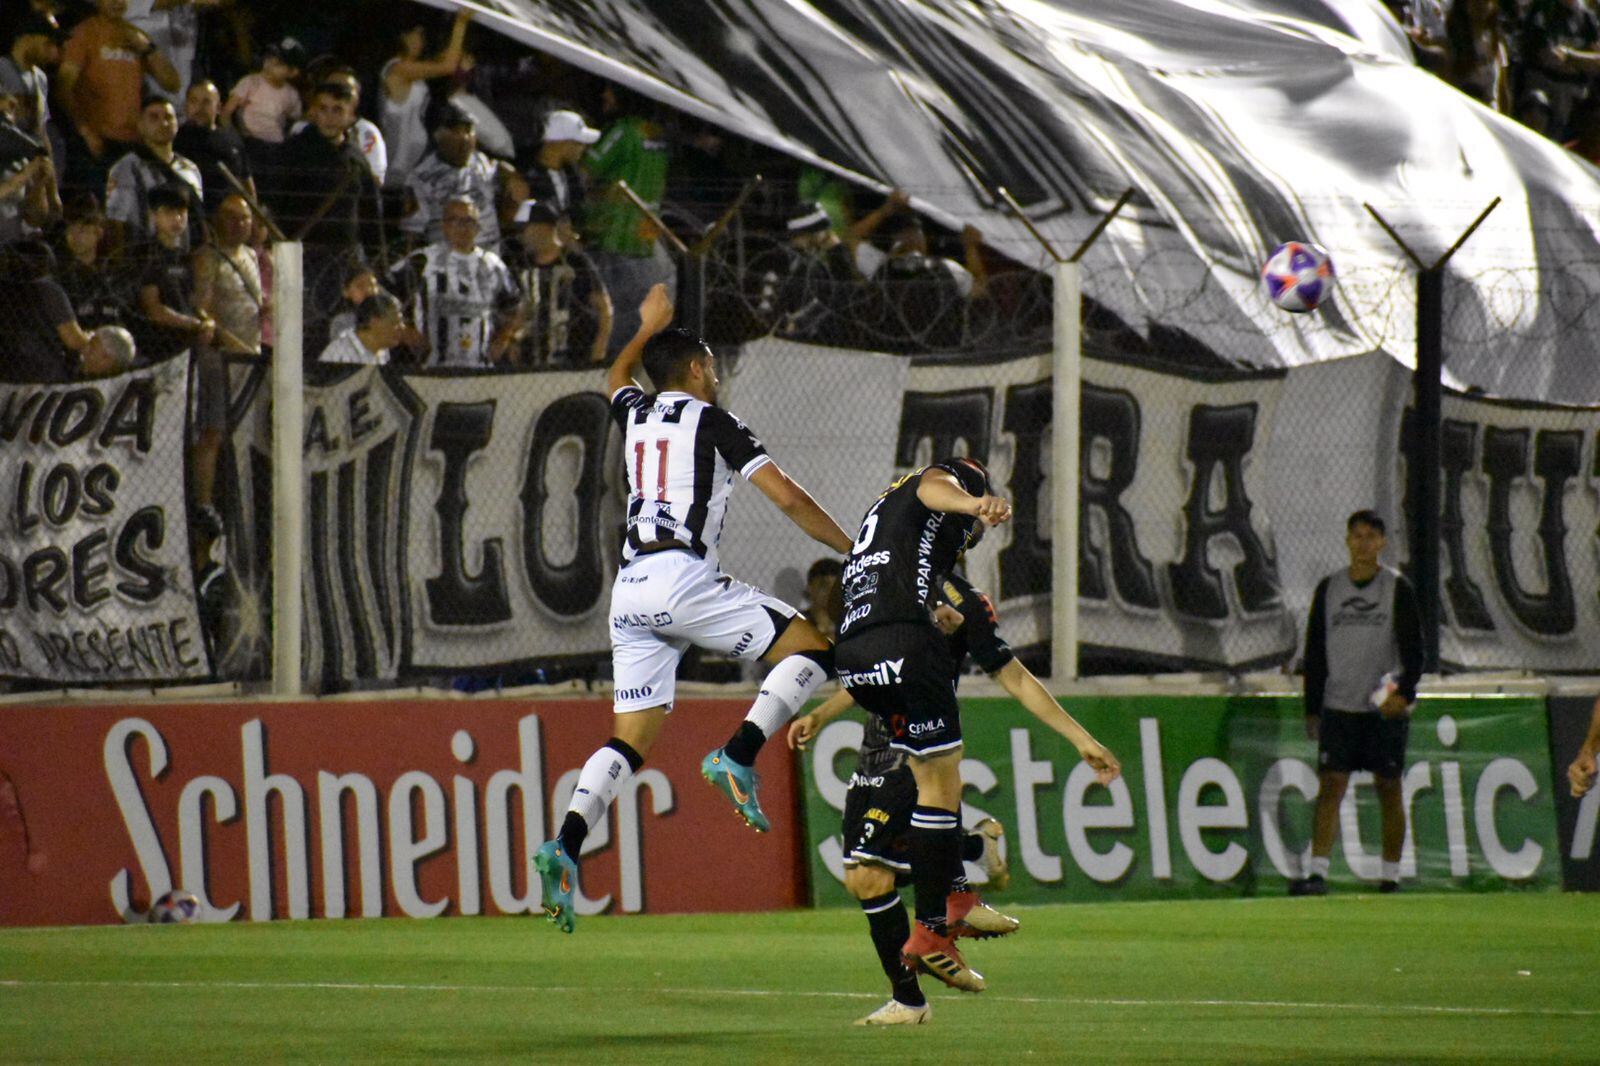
{"left": 1261, "top": 241, "right": 1335, "bottom": 313}
{"left": 149, "top": 890, "right": 202, "bottom": 924}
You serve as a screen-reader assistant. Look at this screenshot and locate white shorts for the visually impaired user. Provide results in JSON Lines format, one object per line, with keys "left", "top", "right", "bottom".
{"left": 609, "top": 549, "right": 798, "bottom": 713}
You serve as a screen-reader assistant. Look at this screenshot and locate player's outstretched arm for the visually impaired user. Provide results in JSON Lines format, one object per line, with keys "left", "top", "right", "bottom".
{"left": 915, "top": 468, "right": 1011, "bottom": 525}
{"left": 788, "top": 687, "right": 857, "bottom": 751}
{"left": 994, "top": 658, "right": 1120, "bottom": 784}
{"left": 748, "top": 464, "right": 854, "bottom": 554}
{"left": 1568, "top": 696, "right": 1600, "bottom": 798}
{"left": 606, "top": 283, "right": 674, "bottom": 396}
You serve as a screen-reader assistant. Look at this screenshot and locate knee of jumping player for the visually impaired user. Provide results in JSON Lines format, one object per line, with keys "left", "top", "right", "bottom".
{"left": 844, "top": 864, "right": 897, "bottom": 900}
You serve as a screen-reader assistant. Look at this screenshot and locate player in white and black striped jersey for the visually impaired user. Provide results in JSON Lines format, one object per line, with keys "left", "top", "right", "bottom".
{"left": 387, "top": 196, "right": 521, "bottom": 367}
{"left": 533, "top": 284, "right": 856, "bottom": 933}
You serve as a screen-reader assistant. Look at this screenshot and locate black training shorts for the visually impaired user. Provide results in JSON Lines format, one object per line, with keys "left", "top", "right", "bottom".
{"left": 841, "top": 764, "right": 917, "bottom": 877}
{"left": 835, "top": 622, "right": 962, "bottom": 755}
{"left": 1318, "top": 708, "right": 1409, "bottom": 778}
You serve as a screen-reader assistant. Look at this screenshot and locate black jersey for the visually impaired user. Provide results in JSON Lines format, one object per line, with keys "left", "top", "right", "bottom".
{"left": 851, "top": 570, "right": 1012, "bottom": 777}
{"left": 838, "top": 463, "right": 983, "bottom": 640}
{"left": 930, "top": 571, "right": 1016, "bottom": 676}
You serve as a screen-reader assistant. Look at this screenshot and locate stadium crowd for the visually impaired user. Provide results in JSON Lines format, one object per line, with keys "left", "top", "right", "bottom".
{"left": 6, "top": 0, "right": 1594, "bottom": 388}
{"left": 0, "top": 0, "right": 1031, "bottom": 393}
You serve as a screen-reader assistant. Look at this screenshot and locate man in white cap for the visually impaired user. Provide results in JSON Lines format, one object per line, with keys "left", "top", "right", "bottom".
{"left": 525, "top": 108, "right": 598, "bottom": 245}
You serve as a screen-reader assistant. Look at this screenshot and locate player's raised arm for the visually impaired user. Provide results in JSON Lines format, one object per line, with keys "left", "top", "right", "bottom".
{"left": 993, "top": 658, "right": 1120, "bottom": 784}
{"left": 749, "top": 464, "right": 854, "bottom": 554}
{"left": 915, "top": 466, "right": 1011, "bottom": 525}
{"left": 607, "top": 283, "right": 675, "bottom": 396}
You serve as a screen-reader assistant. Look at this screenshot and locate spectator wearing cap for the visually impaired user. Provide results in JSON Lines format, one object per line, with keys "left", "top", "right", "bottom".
{"left": 505, "top": 198, "right": 611, "bottom": 366}
{"left": 106, "top": 91, "right": 202, "bottom": 245}
{"left": 440, "top": 51, "right": 516, "bottom": 162}
{"left": 318, "top": 291, "right": 403, "bottom": 366}
{"left": 401, "top": 107, "right": 525, "bottom": 252}
{"left": 0, "top": 85, "right": 60, "bottom": 244}
{"left": 175, "top": 78, "right": 253, "bottom": 213}
{"left": 55, "top": 191, "right": 133, "bottom": 332}
{"left": 0, "top": 238, "right": 92, "bottom": 383}
{"left": 0, "top": 10, "right": 63, "bottom": 162}
{"left": 57, "top": 0, "right": 180, "bottom": 188}
{"left": 222, "top": 38, "right": 305, "bottom": 155}
{"left": 525, "top": 108, "right": 597, "bottom": 245}
{"left": 380, "top": 8, "right": 472, "bottom": 191}
{"left": 583, "top": 85, "right": 674, "bottom": 355}
{"left": 292, "top": 64, "right": 387, "bottom": 186}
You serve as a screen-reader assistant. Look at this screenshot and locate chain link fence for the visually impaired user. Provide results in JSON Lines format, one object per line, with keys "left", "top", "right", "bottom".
{"left": 5, "top": 184, "right": 1600, "bottom": 692}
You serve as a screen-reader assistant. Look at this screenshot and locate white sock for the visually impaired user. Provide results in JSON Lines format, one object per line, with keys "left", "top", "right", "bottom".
{"left": 1309, "top": 855, "right": 1331, "bottom": 878}
{"left": 1381, "top": 860, "right": 1400, "bottom": 882}
{"left": 744, "top": 653, "right": 828, "bottom": 738}
{"left": 567, "top": 744, "right": 636, "bottom": 832}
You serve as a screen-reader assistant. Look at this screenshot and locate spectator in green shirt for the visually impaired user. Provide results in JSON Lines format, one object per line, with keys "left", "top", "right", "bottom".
{"left": 583, "top": 85, "right": 674, "bottom": 355}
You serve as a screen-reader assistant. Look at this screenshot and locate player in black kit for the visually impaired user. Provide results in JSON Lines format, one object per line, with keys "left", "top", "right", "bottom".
{"left": 789, "top": 574, "right": 1017, "bottom": 1025}
{"left": 832, "top": 458, "right": 1119, "bottom": 993}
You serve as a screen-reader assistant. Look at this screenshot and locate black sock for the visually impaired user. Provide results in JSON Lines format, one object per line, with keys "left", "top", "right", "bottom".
{"left": 721, "top": 721, "right": 767, "bottom": 767}
{"left": 909, "top": 805, "right": 961, "bottom": 933}
{"left": 960, "top": 832, "right": 984, "bottom": 862}
{"left": 859, "top": 891, "right": 924, "bottom": 1007}
{"left": 557, "top": 810, "right": 588, "bottom": 857}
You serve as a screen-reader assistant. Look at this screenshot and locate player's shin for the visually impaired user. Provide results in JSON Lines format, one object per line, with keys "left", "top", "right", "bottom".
{"left": 908, "top": 805, "right": 961, "bottom": 933}
{"left": 558, "top": 738, "right": 645, "bottom": 855}
{"left": 722, "top": 648, "right": 834, "bottom": 767}
{"left": 860, "top": 891, "right": 925, "bottom": 1007}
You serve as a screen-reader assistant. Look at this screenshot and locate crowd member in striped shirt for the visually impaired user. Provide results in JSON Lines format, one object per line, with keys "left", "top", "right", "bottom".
{"left": 388, "top": 195, "right": 521, "bottom": 367}
{"left": 533, "top": 283, "right": 855, "bottom": 934}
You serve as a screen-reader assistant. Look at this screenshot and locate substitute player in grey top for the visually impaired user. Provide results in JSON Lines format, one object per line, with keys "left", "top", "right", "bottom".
{"left": 533, "top": 284, "right": 854, "bottom": 933}
{"left": 1290, "top": 510, "right": 1424, "bottom": 896}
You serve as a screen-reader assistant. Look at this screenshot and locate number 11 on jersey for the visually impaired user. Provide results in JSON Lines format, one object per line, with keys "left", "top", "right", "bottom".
{"left": 634, "top": 439, "right": 670, "bottom": 501}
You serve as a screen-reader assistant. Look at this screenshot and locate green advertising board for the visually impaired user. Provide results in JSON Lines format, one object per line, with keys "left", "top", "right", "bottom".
{"left": 800, "top": 695, "right": 1558, "bottom": 907}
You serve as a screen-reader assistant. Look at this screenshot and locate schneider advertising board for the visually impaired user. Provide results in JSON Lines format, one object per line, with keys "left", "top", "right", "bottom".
{"left": 803, "top": 695, "right": 1559, "bottom": 905}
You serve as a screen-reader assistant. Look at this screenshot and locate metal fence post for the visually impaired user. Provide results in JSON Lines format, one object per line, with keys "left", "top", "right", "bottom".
{"left": 1413, "top": 266, "right": 1444, "bottom": 672}
{"left": 271, "top": 242, "right": 304, "bottom": 696}
{"left": 1052, "top": 258, "right": 1081, "bottom": 681}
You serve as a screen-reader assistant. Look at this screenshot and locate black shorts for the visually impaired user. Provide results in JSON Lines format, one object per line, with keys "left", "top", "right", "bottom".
{"left": 841, "top": 764, "right": 917, "bottom": 876}
{"left": 1318, "top": 709, "right": 1409, "bottom": 778}
{"left": 835, "top": 623, "right": 962, "bottom": 755}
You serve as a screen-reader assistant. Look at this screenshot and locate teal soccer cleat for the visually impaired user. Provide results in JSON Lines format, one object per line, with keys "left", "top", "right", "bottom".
{"left": 701, "top": 748, "right": 770, "bottom": 832}
{"left": 533, "top": 840, "right": 579, "bottom": 933}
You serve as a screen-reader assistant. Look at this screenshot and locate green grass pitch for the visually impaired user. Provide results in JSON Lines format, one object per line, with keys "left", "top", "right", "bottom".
{"left": 2, "top": 893, "right": 1596, "bottom": 1063}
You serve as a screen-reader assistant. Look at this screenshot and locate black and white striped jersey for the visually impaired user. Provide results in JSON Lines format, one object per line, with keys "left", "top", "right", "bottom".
{"left": 390, "top": 244, "right": 520, "bottom": 368}
{"left": 609, "top": 385, "right": 772, "bottom": 568}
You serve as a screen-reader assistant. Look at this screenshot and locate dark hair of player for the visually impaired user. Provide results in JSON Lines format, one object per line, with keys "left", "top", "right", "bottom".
{"left": 1346, "top": 509, "right": 1385, "bottom": 535}
{"left": 641, "top": 327, "right": 710, "bottom": 391}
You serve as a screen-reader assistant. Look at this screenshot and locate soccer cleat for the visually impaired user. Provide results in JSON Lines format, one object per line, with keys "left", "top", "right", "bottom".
{"left": 902, "top": 922, "right": 985, "bottom": 993}
{"left": 533, "top": 840, "right": 579, "bottom": 933}
{"left": 953, "top": 900, "right": 1020, "bottom": 940}
{"left": 854, "top": 999, "right": 931, "bottom": 1026}
{"left": 1379, "top": 880, "right": 1400, "bottom": 894}
{"left": 1288, "top": 874, "right": 1328, "bottom": 897}
{"left": 973, "top": 817, "right": 1010, "bottom": 891}
{"left": 700, "top": 748, "right": 770, "bottom": 832}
